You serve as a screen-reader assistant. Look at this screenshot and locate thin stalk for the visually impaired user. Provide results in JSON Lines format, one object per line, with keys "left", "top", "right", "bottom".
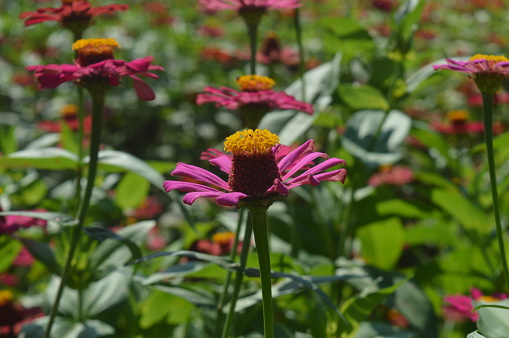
{"left": 221, "top": 215, "right": 253, "bottom": 338}
{"left": 246, "top": 23, "right": 258, "bottom": 75}
{"left": 481, "top": 93, "right": 509, "bottom": 291}
{"left": 74, "top": 87, "right": 85, "bottom": 207}
{"left": 44, "top": 90, "right": 105, "bottom": 338}
{"left": 250, "top": 206, "right": 274, "bottom": 338}
{"left": 293, "top": 8, "right": 306, "bottom": 101}
{"left": 215, "top": 209, "right": 245, "bottom": 337}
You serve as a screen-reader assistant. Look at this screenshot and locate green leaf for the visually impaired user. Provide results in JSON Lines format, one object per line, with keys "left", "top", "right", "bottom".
{"left": 474, "top": 299, "right": 509, "bottom": 338}
{"left": 0, "top": 148, "right": 78, "bottom": 170}
{"left": 18, "top": 237, "right": 61, "bottom": 275}
{"left": 406, "top": 57, "right": 469, "bottom": 93}
{"left": 153, "top": 285, "right": 216, "bottom": 306}
{"left": 59, "top": 120, "right": 79, "bottom": 154}
{"left": 115, "top": 172, "right": 150, "bottom": 209}
{"left": 342, "top": 110, "right": 411, "bottom": 165}
{"left": 356, "top": 322, "right": 414, "bottom": 338}
{"left": 89, "top": 220, "right": 155, "bottom": 274}
{"left": 131, "top": 250, "right": 237, "bottom": 271}
{"left": 357, "top": 218, "right": 405, "bottom": 269}
{"left": 392, "top": 0, "right": 425, "bottom": 50}
{"left": 0, "top": 238, "right": 22, "bottom": 273}
{"left": 431, "top": 189, "right": 490, "bottom": 234}
{"left": 0, "top": 211, "right": 75, "bottom": 225}
{"left": 376, "top": 199, "right": 428, "bottom": 218}
{"left": 0, "top": 125, "right": 17, "bottom": 155}
{"left": 338, "top": 84, "right": 389, "bottom": 111}
{"left": 259, "top": 53, "right": 342, "bottom": 145}
{"left": 405, "top": 223, "right": 457, "bottom": 246}
{"left": 340, "top": 278, "right": 408, "bottom": 334}
{"left": 467, "top": 331, "right": 487, "bottom": 338}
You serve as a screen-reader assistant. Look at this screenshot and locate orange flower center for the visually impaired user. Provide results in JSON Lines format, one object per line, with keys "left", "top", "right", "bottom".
{"left": 236, "top": 75, "right": 275, "bottom": 92}
{"left": 0, "top": 290, "right": 13, "bottom": 306}
{"left": 72, "top": 38, "right": 120, "bottom": 66}
{"left": 447, "top": 110, "right": 469, "bottom": 124}
{"left": 212, "top": 232, "right": 235, "bottom": 245}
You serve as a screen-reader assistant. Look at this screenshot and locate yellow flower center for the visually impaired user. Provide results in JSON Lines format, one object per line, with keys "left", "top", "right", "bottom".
{"left": 446, "top": 109, "right": 469, "bottom": 123}
{"left": 0, "top": 290, "right": 13, "bottom": 306}
{"left": 61, "top": 104, "right": 79, "bottom": 117}
{"left": 379, "top": 164, "right": 393, "bottom": 172}
{"left": 72, "top": 38, "right": 120, "bottom": 66}
{"left": 212, "top": 232, "right": 235, "bottom": 245}
{"left": 236, "top": 75, "right": 275, "bottom": 92}
{"left": 469, "top": 54, "right": 509, "bottom": 63}
{"left": 224, "top": 129, "right": 279, "bottom": 155}
{"left": 478, "top": 295, "right": 499, "bottom": 302}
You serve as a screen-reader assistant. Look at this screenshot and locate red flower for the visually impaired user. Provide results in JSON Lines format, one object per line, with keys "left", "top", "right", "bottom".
{"left": 368, "top": 165, "right": 414, "bottom": 187}
{"left": 20, "top": 0, "right": 128, "bottom": 38}
{"left": 26, "top": 38, "right": 163, "bottom": 101}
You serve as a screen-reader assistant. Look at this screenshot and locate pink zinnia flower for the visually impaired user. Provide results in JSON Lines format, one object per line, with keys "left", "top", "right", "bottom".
{"left": 443, "top": 288, "right": 508, "bottom": 323}
{"left": 256, "top": 32, "right": 299, "bottom": 68}
{"left": 20, "top": 0, "right": 128, "bottom": 38}
{"left": 431, "top": 109, "right": 504, "bottom": 135}
{"left": 164, "top": 129, "right": 347, "bottom": 207}
{"left": 199, "top": 0, "right": 301, "bottom": 14}
{"left": 434, "top": 54, "right": 509, "bottom": 94}
{"left": 26, "top": 38, "right": 163, "bottom": 101}
{"left": 368, "top": 165, "right": 414, "bottom": 187}
{"left": 0, "top": 210, "right": 47, "bottom": 234}
{"left": 197, "top": 75, "right": 313, "bottom": 128}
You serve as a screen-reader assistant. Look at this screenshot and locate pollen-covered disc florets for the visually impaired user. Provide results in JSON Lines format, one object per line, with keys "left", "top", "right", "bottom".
{"left": 469, "top": 54, "right": 509, "bottom": 63}
{"left": 225, "top": 129, "right": 281, "bottom": 197}
{"left": 236, "top": 75, "right": 275, "bottom": 92}
{"left": 447, "top": 110, "right": 469, "bottom": 125}
{"left": 224, "top": 129, "right": 279, "bottom": 154}
{"left": 72, "top": 38, "right": 120, "bottom": 66}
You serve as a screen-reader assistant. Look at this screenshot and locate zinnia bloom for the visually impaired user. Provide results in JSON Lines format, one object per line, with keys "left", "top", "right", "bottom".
{"left": 256, "top": 32, "right": 299, "bottom": 68}
{"left": 26, "top": 38, "right": 163, "bottom": 101}
{"left": 197, "top": 75, "right": 313, "bottom": 128}
{"left": 199, "top": 0, "right": 301, "bottom": 24}
{"left": 164, "top": 129, "right": 347, "bottom": 207}
{"left": 20, "top": 0, "right": 128, "bottom": 39}
{"left": 433, "top": 54, "right": 509, "bottom": 94}
{"left": 368, "top": 165, "right": 413, "bottom": 187}
{"left": 37, "top": 104, "right": 92, "bottom": 134}
{"left": 431, "top": 109, "right": 504, "bottom": 135}
{"left": 443, "top": 288, "right": 508, "bottom": 323}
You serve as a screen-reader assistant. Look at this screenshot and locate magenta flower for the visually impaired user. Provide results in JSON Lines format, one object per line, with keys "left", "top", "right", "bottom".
{"left": 199, "top": 0, "right": 301, "bottom": 13}
{"left": 164, "top": 129, "right": 347, "bottom": 207}
{"left": 197, "top": 75, "right": 313, "bottom": 128}
{"left": 443, "top": 288, "right": 508, "bottom": 323}
{"left": 434, "top": 54, "right": 509, "bottom": 94}
{"left": 20, "top": 0, "right": 128, "bottom": 38}
{"left": 0, "top": 211, "right": 47, "bottom": 235}
{"left": 26, "top": 38, "right": 163, "bottom": 101}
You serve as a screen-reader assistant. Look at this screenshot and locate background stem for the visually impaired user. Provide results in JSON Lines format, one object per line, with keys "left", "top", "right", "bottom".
{"left": 246, "top": 23, "right": 258, "bottom": 75}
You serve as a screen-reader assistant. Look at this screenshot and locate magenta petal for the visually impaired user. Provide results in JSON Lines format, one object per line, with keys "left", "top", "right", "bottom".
{"left": 281, "top": 151, "right": 329, "bottom": 181}
{"left": 278, "top": 139, "right": 314, "bottom": 172}
{"left": 163, "top": 181, "right": 221, "bottom": 193}
{"left": 130, "top": 75, "right": 156, "bottom": 101}
{"left": 271, "top": 179, "right": 290, "bottom": 195}
{"left": 216, "top": 192, "right": 249, "bottom": 206}
{"left": 209, "top": 155, "right": 232, "bottom": 174}
{"left": 171, "top": 163, "right": 230, "bottom": 190}
{"left": 182, "top": 192, "right": 225, "bottom": 205}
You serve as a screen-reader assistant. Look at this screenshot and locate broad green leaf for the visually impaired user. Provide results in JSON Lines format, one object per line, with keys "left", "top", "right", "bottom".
{"left": 140, "top": 290, "right": 193, "bottom": 328}
{"left": 0, "top": 147, "right": 78, "bottom": 170}
{"left": 0, "top": 125, "right": 17, "bottom": 155}
{"left": 132, "top": 250, "right": 237, "bottom": 271}
{"left": 342, "top": 110, "right": 411, "bottom": 165}
{"left": 115, "top": 172, "right": 150, "bottom": 209}
{"left": 153, "top": 285, "right": 216, "bottom": 306}
{"left": 338, "top": 84, "right": 389, "bottom": 111}
{"left": 18, "top": 237, "right": 61, "bottom": 275}
{"left": 357, "top": 218, "right": 405, "bottom": 269}
{"left": 431, "top": 189, "right": 490, "bottom": 234}
{"left": 0, "top": 238, "right": 22, "bottom": 273}
{"left": 467, "top": 331, "right": 487, "bottom": 338}
{"left": 474, "top": 299, "right": 509, "bottom": 338}
{"left": 340, "top": 278, "right": 407, "bottom": 335}
{"left": 0, "top": 211, "right": 75, "bottom": 225}
{"left": 259, "top": 53, "right": 341, "bottom": 145}
{"left": 59, "top": 121, "right": 79, "bottom": 154}
{"left": 376, "top": 199, "right": 428, "bottom": 219}
{"left": 89, "top": 220, "right": 155, "bottom": 274}
{"left": 356, "top": 322, "right": 414, "bottom": 338}
{"left": 319, "top": 17, "right": 375, "bottom": 57}
{"left": 405, "top": 223, "right": 457, "bottom": 246}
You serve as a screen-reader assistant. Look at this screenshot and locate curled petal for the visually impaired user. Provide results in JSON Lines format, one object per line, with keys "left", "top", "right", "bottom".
{"left": 130, "top": 75, "right": 156, "bottom": 101}
{"left": 171, "top": 162, "right": 230, "bottom": 190}
{"left": 209, "top": 155, "right": 232, "bottom": 174}
{"left": 216, "top": 192, "right": 249, "bottom": 206}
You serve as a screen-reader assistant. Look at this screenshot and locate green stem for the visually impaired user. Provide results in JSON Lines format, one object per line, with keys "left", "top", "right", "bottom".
{"left": 481, "top": 93, "right": 509, "bottom": 292}
{"left": 293, "top": 8, "right": 306, "bottom": 101}
{"left": 246, "top": 23, "right": 258, "bottom": 75}
{"left": 221, "top": 215, "right": 253, "bottom": 338}
{"left": 249, "top": 205, "right": 274, "bottom": 338}
{"left": 215, "top": 209, "right": 245, "bottom": 337}
{"left": 74, "top": 87, "right": 85, "bottom": 207}
{"left": 44, "top": 90, "right": 105, "bottom": 338}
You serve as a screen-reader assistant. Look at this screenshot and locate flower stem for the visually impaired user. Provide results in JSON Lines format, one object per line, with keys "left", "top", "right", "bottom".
{"left": 221, "top": 215, "right": 253, "bottom": 338}
{"left": 44, "top": 90, "right": 105, "bottom": 338}
{"left": 215, "top": 209, "right": 245, "bottom": 336}
{"left": 293, "top": 8, "right": 306, "bottom": 101}
{"left": 74, "top": 86, "right": 85, "bottom": 207}
{"left": 481, "top": 93, "right": 509, "bottom": 292}
{"left": 249, "top": 205, "right": 274, "bottom": 338}
{"left": 246, "top": 23, "right": 258, "bottom": 75}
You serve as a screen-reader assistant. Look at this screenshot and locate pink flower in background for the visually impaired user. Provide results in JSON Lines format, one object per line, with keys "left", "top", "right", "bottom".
{"left": 0, "top": 211, "right": 47, "bottom": 234}
{"left": 199, "top": 0, "right": 301, "bottom": 13}
{"left": 255, "top": 32, "right": 299, "bottom": 68}
{"left": 164, "top": 129, "right": 347, "bottom": 207}
{"left": 0, "top": 274, "right": 18, "bottom": 287}
{"left": 197, "top": 75, "right": 312, "bottom": 127}
{"left": 146, "top": 227, "right": 167, "bottom": 251}
{"left": 430, "top": 109, "right": 504, "bottom": 135}
{"left": 20, "top": 0, "right": 128, "bottom": 38}
{"left": 13, "top": 248, "right": 34, "bottom": 267}
{"left": 443, "top": 288, "right": 508, "bottom": 323}
{"left": 26, "top": 38, "right": 163, "bottom": 101}
{"left": 368, "top": 165, "right": 414, "bottom": 187}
